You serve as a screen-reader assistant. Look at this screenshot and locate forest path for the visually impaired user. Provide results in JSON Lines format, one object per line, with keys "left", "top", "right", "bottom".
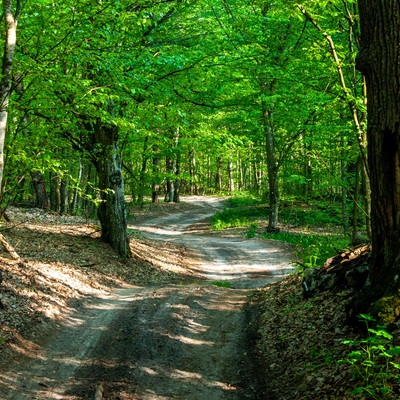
{"left": 0, "top": 196, "right": 293, "bottom": 400}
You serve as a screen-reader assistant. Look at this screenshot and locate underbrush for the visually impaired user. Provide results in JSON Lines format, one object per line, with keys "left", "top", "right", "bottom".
{"left": 255, "top": 275, "right": 400, "bottom": 399}
{"left": 213, "top": 195, "right": 351, "bottom": 267}
{"left": 212, "top": 196, "right": 264, "bottom": 230}
{"left": 262, "top": 230, "right": 349, "bottom": 268}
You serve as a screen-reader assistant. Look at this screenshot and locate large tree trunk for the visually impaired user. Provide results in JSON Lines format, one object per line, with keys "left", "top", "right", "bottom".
{"left": 0, "top": 0, "right": 19, "bottom": 193}
{"left": 349, "top": 0, "right": 400, "bottom": 321}
{"left": 31, "top": 171, "right": 49, "bottom": 209}
{"left": 92, "top": 122, "right": 130, "bottom": 258}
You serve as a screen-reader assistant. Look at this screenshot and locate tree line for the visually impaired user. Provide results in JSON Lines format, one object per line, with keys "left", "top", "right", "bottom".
{"left": 1, "top": 0, "right": 399, "bottom": 318}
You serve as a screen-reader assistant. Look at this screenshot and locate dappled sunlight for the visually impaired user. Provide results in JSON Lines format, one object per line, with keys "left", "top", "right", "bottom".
{"left": 165, "top": 332, "right": 215, "bottom": 346}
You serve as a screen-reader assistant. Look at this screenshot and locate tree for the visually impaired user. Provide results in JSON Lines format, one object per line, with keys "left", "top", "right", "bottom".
{"left": 349, "top": 0, "right": 400, "bottom": 321}
{"left": 0, "top": 0, "right": 19, "bottom": 194}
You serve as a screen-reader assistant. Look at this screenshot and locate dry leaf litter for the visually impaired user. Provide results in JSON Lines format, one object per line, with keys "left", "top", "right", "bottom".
{"left": 0, "top": 204, "right": 399, "bottom": 399}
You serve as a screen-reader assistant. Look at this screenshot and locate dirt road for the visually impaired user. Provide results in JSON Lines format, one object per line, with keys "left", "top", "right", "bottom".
{"left": 0, "top": 197, "right": 293, "bottom": 400}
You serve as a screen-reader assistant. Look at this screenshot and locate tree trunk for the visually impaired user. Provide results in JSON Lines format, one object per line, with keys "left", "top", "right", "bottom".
{"left": 174, "top": 144, "right": 181, "bottom": 203}
{"left": 349, "top": 0, "right": 400, "bottom": 320}
{"left": 172, "top": 127, "right": 181, "bottom": 203}
{"left": 262, "top": 95, "right": 279, "bottom": 231}
{"left": 60, "top": 176, "right": 68, "bottom": 215}
{"left": 351, "top": 157, "right": 361, "bottom": 245}
{"left": 49, "top": 171, "right": 60, "bottom": 212}
{"left": 83, "top": 164, "right": 96, "bottom": 219}
{"left": 0, "top": 0, "right": 19, "bottom": 194}
{"left": 215, "top": 157, "right": 223, "bottom": 191}
{"left": 71, "top": 159, "right": 83, "bottom": 214}
{"left": 92, "top": 122, "right": 130, "bottom": 258}
{"left": 227, "top": 154, "right": 235, "bottom": 193}
{"left": 151, "top": 144, "right": 160, "bottom": 203}
{"left": 189, "top": 149, "right": 198, "bottom": 195}
{"left": 138, "top": 135, "right": 149, "bottom": 206}
{"left": 165, "top": 156, "right": 174, "bottom": 202}
{"left": 31, "top": 171, "right": 49, "bottom": 209}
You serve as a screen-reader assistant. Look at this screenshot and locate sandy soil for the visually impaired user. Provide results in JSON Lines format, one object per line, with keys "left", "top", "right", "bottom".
{"left": 0, "top": 196, "right": 294, "bottom": 400}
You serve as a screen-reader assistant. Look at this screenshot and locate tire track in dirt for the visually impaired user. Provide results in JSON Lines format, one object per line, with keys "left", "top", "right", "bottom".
{"left": 0, "top": 196, "right": 293, "bottom": 399}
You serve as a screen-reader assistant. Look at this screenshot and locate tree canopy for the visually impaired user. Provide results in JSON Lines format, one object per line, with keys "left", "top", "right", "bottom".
{"left": 0, "top": 0, "right": 376, "bottom": 275}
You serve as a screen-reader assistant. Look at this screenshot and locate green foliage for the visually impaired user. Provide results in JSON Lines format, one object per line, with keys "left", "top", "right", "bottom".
{"left": 226, "top": 195, "right": 260, "bottom": 208}
{"left": 211, "top": 280, "right": 232, "bottom": 288}
{"left": 212, "top": 195, "right": 348, "bottom": 266}
{"left": 212, "top": 195, "right": 264, "bottom": 230}
{"left": 245, "top": 223, "right": 258, "bottom": 238}
{"left": 340, "top": 314, "right": 400, "bottom": 399}
{"left": 280, "top": 200, "right": 342, "bottom": 226}
{"left": 262, "top": 230, "right": 348, "bottom": 268}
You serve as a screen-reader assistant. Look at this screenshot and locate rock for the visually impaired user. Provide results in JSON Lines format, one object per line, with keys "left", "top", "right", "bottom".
{"left": 303, "top": 268, "right": 336, "bottom": 298}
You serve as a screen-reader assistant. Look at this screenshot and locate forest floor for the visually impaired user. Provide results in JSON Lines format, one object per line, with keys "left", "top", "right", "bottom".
{"left": 0, "top": 196, "right": 398, "bottom": 399}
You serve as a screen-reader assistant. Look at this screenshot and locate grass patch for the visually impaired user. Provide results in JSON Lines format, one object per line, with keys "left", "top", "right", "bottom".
{"left": 279, "top": 200, "right": 342, "bottom": 226}
{"left": 262, "top": 230, "right": 349, "bottom": 268}
{"left": 211, "top": 280, "right": 232, "bottom": 288}
{"left": 212, "top": 195, "right": 264, "bottom": 231}
{"left": 212, "top": 195, "right": 352, "bottom": 268}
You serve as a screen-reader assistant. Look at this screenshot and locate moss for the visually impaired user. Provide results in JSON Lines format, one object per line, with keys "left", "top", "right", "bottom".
{"left": 370, "top": 290, "right": 400, "bottom": 325}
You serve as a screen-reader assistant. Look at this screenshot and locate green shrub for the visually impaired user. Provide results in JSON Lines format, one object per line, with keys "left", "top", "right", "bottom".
{"left": 262, "top": 230, "right": 348, "bottom": 268}
{"left": 245, "top": 222, "right": 258, "bottom": 238}
{"left": 340, "top": 314, "right": 400, "bottom": 399}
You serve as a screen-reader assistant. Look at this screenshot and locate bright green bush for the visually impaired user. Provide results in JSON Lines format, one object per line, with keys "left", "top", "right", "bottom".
{"left": 340, "top": 314, "right": 400, "bottom": 399}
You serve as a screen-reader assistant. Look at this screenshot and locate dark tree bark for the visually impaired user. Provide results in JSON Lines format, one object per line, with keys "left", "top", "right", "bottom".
{"left": 172, "top": 127, "right": 181, "bottom": 203}
{"left": 49, "top": 171, "right": 60, "bottom": 212}
{"left": 138, "top": 135, "right": 149, "bottom": 206}
{"left": 261, "top": 95, "right": 279, "bottom": 231}
{"left": 165, "top": 156, "right": 174, "bottom": 202}
{"left": 151, "top": 144, "right": 160, "bottom": 203}
{"left": 60, "top": 176, "right": 68, "bottom": 215}
{"left": 0, "top": 0, "right": 19, "bottom": 193}
{"left": 31, "top": 171, "right": 49, "bottom": 209}
{"left": 174, "top": 145, "right": 181, "bottom": 203}
{"left": 215, "top": 157, "right": 223, "bottom": 191}
{"left": 349, "top": 0, "right": 400, "bottom": 321}
{"left": 92, "top": 121, "right": 131, "bottom": 258}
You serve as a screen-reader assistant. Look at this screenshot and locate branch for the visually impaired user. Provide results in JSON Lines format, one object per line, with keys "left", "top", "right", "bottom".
{"left": 122, "top": 162, "right": 140, "bottom": 183}
{"left": 296, "top": 4, "right": 368, "bottom": 176}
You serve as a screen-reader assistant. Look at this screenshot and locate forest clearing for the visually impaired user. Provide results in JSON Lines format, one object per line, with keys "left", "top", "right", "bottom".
{"left": 0, "top": 197, "right": 398, "bottom": 399}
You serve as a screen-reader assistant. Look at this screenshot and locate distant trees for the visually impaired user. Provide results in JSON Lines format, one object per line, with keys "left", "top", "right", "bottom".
{"left": 0, "top": 0, "right": 372, "bottom": 256}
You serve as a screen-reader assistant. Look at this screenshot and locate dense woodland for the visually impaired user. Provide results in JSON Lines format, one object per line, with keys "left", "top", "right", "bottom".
{"left": 0, "top": 1, "right": 366, "bottom": 244}
{"left": 1, "top": 1, "right": 400, "bottom": 318}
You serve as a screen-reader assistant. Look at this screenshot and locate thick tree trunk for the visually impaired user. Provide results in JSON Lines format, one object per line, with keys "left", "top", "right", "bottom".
{"left": 0, "top": 0, "right": 19, "bottom": 194}
{"left": 31, "top": 171, "right": 49, "bottom": 209}
{"left": 92, "top": 122, "right": 130, "bottom": 258}
{"left": 349, "top": 0, "right": 400, "bottom": 320}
